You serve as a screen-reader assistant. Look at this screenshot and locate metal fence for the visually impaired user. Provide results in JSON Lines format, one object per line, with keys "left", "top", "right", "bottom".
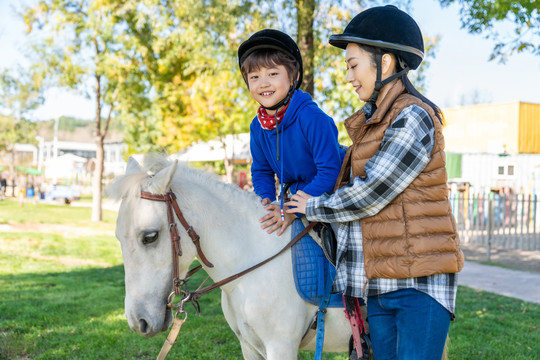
{"left": 450, "top": 193, "right": 540, "bottom": 254}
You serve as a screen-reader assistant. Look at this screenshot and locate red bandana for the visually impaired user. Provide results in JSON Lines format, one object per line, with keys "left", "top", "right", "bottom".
{"left": 257, "top": 101, "right": 290, "bottom": 130}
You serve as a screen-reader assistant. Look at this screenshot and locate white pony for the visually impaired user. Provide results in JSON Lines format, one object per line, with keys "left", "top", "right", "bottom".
{"left": 110, "top": 156, "right": 351, "bottom": 359}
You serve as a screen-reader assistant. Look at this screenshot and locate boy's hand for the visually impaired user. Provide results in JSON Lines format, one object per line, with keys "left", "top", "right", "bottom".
{"left": 261, "top": 198, "right": 272, "bottom": 206}
{"left": 285, "top": 190, "right": 312, "bottom": 215}
{"left": 259, "top": 203, "right": 295, "bottom": 236}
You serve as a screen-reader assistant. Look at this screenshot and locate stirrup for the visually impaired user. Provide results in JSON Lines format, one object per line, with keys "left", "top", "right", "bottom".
{"left": 348, "top": 334, "right": 373, "bottom": 360}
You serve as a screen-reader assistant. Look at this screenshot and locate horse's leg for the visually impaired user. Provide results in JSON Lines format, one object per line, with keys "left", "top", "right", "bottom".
{"left": 221, "top": 293, "right": 302, "bottom": 360}
{"left": 221, "top": 292, "right": 240, "bottom": 337}
{"left": 265, "top": 340, "right": 299, "bottom": 360}
{"left": 221, "top": 292, "right": 266, "bottom": 359}
{"left": 240, "top": 341, "right": 265, "bottom": 360}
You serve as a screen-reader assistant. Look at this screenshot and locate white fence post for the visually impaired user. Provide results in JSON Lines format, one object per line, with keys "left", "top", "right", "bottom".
{"left": 450, "top": 190, "right": 539, "bottom": 252}
{"left": 487, "top": 196, "right": 493, "bottom": 262}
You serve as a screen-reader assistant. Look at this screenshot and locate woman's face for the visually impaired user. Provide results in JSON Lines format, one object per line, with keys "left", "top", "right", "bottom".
{"left": 345, "top": 43, "right": 377, "bottom": 102}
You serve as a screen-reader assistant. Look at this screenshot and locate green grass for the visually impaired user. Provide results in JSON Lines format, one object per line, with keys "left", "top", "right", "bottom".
{"left": 0, "top": 198, "right": 539, "bottom": 359}
{"left": 478, "top": 261, "right": 513, "bottom": 269}
{"left": 0, "top": 199, "right": 117, "bottom": 228}
{"left": 449, "top": 288, "right": 539, "bottom": 359}
{"left": 79, "top": 194, "right": 93, "bottom": 202}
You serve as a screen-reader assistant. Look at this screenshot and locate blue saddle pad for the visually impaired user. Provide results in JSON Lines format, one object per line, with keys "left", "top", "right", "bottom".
{"left": 291, "top": 219, "right": 343, "bottom": 308}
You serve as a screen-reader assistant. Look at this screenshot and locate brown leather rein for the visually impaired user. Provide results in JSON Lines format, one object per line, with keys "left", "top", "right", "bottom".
{"left": 140, "top": 189, "right": 316, "bottom": 359}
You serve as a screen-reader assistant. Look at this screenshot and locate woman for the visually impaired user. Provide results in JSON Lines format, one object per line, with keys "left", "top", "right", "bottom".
{"left": 286, "top": 5, "right": 464, "bottom": 360}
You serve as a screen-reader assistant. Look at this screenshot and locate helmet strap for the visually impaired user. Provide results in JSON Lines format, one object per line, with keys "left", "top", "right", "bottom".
{"left": 367, "top": 53, "right": 410, "bottom": 104}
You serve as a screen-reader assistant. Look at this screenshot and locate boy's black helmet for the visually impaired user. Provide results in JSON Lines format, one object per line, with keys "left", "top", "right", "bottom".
{"left": 238, "top": 29, "right": 303, "bottom": 89}
{"left": 329, "top": 5, "right": 424, "bottom": 70}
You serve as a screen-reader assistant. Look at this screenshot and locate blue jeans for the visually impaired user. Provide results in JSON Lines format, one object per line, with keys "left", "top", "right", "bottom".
{"left": 367, "top": 288, "right": 451, "bottom": 360}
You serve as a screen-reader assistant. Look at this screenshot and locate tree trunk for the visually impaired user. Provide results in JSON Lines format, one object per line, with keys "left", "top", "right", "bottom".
{"left": 296, "top": 0, "right": 315, "bottom": 95}
{"left": 220, "top": 135, "right": 234, "bottom": 184}
{"left": 224, "top": 155, "right": 234, "bottom": 184}
{"left": 92, "top": 74, "right": 103, "bottom": 222}
{"left": 92, "top": 136, "right": 104, "bottom": 222}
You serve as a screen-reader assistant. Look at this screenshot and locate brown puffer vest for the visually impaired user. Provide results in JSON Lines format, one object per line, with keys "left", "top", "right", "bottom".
{"left": 336, "top": 80, "right": 464, "bottom": 279}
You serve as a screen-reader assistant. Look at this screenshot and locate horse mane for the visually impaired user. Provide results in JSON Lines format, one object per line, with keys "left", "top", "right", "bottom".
{"left": 107, "top": 166, "right": 147, "bottom": 201}
{"left": 107, "top": 154, "right": 263, "bottom": 218}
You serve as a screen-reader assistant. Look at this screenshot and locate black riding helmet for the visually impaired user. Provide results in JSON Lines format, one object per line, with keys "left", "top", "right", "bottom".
{"left": 329, "top": 5, "right": 424, "bottom": 104}
{"left": 238, "top": 29, "right": 303, "bottom": 110}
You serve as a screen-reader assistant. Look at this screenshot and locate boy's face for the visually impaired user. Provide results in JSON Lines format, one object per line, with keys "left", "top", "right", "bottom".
{"left": 247, "top": 64, "right": 292, "bottom": 112}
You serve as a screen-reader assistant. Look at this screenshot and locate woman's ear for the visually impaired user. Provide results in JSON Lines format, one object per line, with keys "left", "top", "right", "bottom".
{"left": 381, "top": 53, "right": 397, "bottom": 76}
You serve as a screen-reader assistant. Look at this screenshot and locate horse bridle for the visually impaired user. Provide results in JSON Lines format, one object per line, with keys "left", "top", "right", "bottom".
{"left": 140, "top": 190, "right": 214, "bottom": 296}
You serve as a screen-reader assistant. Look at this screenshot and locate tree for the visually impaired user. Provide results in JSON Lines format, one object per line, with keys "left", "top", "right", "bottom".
{"left": 0, "top": 67, "right": 44, "bottom": 123}
{"left": 410, "top": 35, "right": 440, "bottom": 94}
{"left": 310, "top": 1, "right": 365, "bottom": 121}
{"left": 117, "top": 0, "right": 439, "bottom": 180}
{"left": 113, "top": 0, "right": 269, "bottom": 181}
{"left": 0, "top": 67, "right": 43, "bottom": 188}
{"left": 296, "top": 0, "right": 316, "bottom": 95}
{"left": 19, "top": 0, "right": 439, "bottom": 195}
{"left": 440, "top": 0, "right": 540, "bottom": 63}
{"left": 22, "top": 0, "right": 268, "bottom": 186}
{"left": 23, "top": 0, "right": 150, "bottom": 221}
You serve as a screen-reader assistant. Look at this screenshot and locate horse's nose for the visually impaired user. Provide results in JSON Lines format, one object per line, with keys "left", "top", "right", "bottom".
{"left": 138, "top": 318, "right": 149, "bottom": 334}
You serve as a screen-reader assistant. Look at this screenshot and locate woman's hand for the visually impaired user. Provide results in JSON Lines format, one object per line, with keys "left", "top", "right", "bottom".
{"left": 259, "top": 203, "right": 295, "bottom": 236}
{"left": 285, "top": 190, "right": 312, "bottom": 215}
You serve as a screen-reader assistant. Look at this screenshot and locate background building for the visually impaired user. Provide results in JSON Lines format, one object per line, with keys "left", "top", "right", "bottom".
{"left": 443, "top": 101, "right": 540, "bottom": 194}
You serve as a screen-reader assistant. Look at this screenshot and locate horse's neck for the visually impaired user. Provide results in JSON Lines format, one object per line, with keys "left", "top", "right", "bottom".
{"left": 177, "top": 179, "right": 291, "bottom": 283}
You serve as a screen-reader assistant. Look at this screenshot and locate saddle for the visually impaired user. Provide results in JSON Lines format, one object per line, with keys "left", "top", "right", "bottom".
{"left": 290, "top": 219, "right": 343, "bottom": 308}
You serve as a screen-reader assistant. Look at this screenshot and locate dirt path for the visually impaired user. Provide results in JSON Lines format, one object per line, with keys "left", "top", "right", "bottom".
{"left": 460, "top": 261, "right": 540, "bottom": 304}
{"left": 0, "top": 223, "right": 115, "bottom": 237}
{"left": 18, "top": 252, "right": 113, "bottom": 268}
{"left": 462, "top": 242, "right": 540, "bottom": 273}
{"left": 0, "top": 223, "right": 117, "bottom": 268}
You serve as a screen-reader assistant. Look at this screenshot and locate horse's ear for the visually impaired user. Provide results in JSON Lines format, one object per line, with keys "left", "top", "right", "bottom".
{"left": 151, "top": 160, "right": 178, "bottom": 194}
{"left": 126, "top": 157, "right": 142, "bottom": 174}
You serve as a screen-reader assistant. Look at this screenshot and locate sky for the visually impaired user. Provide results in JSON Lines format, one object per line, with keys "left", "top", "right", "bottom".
{"left": 1, "top": 0, "right": 539, "bottom": 121}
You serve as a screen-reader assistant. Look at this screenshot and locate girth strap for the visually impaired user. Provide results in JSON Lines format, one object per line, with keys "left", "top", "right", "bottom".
{"left": 314, "top": 293, "right": 331, "bottom": 359}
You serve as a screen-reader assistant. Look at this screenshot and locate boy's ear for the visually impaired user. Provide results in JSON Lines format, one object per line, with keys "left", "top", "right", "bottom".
{"left": 290, "top": 72, "right": 299, "bottom": 87}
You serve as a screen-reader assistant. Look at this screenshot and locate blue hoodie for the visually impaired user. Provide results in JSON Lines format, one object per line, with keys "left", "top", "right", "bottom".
{"left": 250, "top": 89, "right": 345, "bottom": 201}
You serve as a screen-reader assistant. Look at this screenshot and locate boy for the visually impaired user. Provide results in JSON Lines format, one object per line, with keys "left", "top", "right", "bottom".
{"left": 238, "top": 29, "right": 344, "bottom": 236}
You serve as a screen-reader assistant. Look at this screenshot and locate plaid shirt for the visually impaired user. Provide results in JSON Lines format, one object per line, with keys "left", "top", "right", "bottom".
{"left": 306, "top": 104, "right": 458, "bottom": 316}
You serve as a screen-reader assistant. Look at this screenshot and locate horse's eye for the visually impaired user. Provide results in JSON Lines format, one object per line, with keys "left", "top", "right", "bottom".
{"left": 142, "top": 231, "right": 159, "bottom": 245}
